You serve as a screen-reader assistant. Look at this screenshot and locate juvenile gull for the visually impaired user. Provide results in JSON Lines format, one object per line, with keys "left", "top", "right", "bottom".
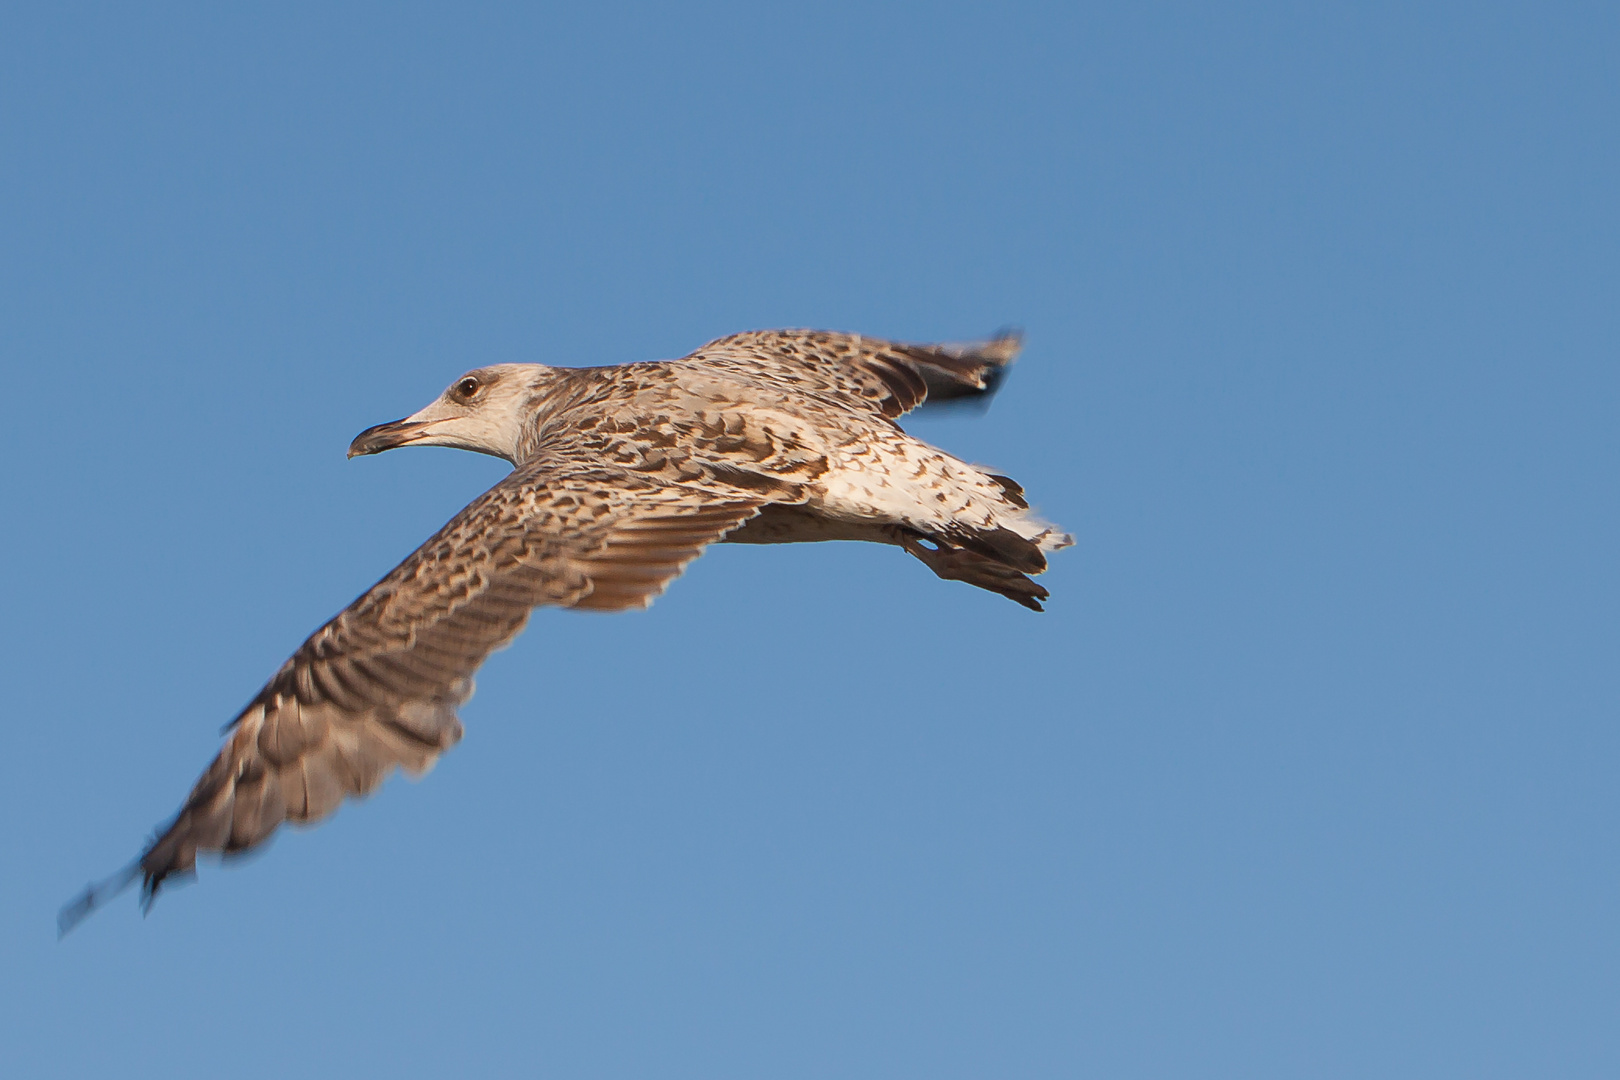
{"left": 60, "top": 328, "right": 1071, "bottom": 931}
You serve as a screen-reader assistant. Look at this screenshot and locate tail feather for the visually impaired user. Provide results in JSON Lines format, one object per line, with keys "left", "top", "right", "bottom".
{"left": 986, "top": 473, "right": 1029, "bottom": 509}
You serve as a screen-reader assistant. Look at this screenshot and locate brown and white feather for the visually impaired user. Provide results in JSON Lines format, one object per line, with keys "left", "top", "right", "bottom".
{"left": 133, "top": 460, "right": 764, "bottom": 902}
{"left": 61, "top": 327, "right": 1067, "bottom": 932}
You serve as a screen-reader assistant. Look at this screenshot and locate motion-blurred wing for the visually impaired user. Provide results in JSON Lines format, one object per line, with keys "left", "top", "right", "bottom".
{"left": 682, "top": 328, "right": 1022, "bottom": 419}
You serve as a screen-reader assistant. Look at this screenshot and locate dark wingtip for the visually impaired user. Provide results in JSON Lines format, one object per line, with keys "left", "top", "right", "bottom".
{"left": 57, "top": 861, "right": 142, "bottom": 938}
{"left": 912, "top": 328, "right": 1024, "bottom": 415}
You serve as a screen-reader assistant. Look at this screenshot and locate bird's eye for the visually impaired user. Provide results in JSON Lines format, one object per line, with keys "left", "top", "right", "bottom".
{"left": 456, "top": 377, "right": 479, "bottom": 398}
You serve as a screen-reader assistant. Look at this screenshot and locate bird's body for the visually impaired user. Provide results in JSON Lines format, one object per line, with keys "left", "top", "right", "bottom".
{"left": 61, "top": 328, "right": 1070, "bottom": 932}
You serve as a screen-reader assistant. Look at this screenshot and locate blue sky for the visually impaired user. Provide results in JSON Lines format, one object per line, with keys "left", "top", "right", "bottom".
{"left": 2, "top": 3, "right": 1616, "bottom": 1077}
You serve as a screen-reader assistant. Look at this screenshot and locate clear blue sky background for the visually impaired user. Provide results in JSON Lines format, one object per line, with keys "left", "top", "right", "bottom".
{"left": 2, "top": 3, "right": 1615, "bottom": 1077}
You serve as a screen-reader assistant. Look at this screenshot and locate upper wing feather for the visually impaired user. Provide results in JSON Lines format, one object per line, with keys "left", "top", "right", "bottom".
{"left": 60, "top": 457, "right": 763, "bottom": 930}
{"left": 681, "top": 329, "right": 1022, "bottom": 419}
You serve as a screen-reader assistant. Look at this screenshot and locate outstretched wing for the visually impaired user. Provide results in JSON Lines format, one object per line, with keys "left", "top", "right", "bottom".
{"left": 61, "top": 458, "right": 763, "bottom": 931}
{"left": 681, "top": 329, "right": 1022, "bottom": 419}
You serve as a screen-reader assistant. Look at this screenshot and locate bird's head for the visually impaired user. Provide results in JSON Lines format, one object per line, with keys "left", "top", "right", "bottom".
{"left": 348, "top": 364, "right": 556, "bottom": 464}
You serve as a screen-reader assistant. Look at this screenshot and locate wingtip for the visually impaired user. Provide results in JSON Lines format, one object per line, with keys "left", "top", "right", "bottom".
{"left": 910, "top": 329, "right": 1025, "bottom": 415}
{"left": 57, "top": 861, "right": 142, "bottom": 938}
{"left": 983, "top": 327, "right": 1024, "bottom": 364}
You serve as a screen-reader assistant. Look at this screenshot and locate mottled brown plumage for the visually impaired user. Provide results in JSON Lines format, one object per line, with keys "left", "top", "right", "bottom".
{"left": 60, "top": 328, "right": 1069, "bottom": 933}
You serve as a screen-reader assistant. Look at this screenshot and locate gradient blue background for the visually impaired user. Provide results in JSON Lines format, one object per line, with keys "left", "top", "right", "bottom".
{"left": 3, "top": 3, "right": 1616, "bottom": 1076}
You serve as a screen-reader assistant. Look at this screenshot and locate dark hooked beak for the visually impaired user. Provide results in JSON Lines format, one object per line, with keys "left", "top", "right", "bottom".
{"left": 348, "top": 418, "right": 431, "bottom": 458}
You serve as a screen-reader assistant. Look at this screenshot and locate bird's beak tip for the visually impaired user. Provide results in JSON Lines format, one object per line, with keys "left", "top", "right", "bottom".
{"left": 348, "top": 418, "right": 424, "bottom": 459}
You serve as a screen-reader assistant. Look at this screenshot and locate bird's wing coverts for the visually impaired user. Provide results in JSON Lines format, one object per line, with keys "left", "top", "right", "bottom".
{"left": 61, "top": 458, "right": 762, "bottom": 930}
{"left": 682, "top": 329, "right": 1022, "bottom": 419}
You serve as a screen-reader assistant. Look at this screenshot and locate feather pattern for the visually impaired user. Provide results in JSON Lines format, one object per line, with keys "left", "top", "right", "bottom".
{"left": 61, "top": 328, "right": 1068, "bottom": 932}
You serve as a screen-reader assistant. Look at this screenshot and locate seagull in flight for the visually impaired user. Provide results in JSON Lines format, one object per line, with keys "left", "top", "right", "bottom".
{"left": 60, "top": 328, "right": 1070, "bottom": 932}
